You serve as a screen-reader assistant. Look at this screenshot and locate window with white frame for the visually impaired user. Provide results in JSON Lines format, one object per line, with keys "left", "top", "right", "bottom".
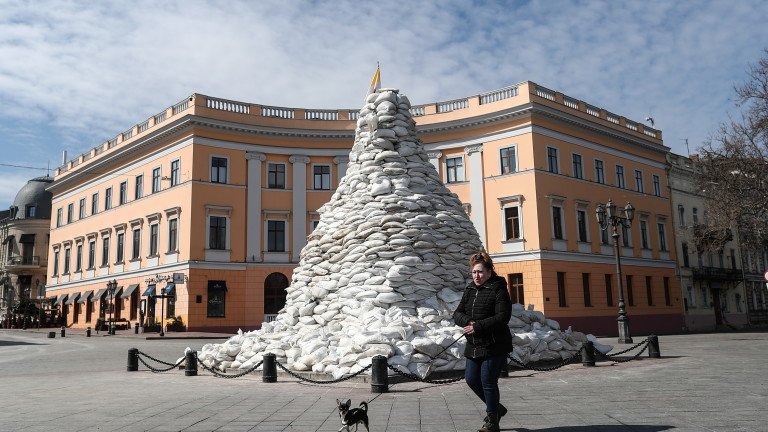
{"left": 53, "top": 249, "right": 60, "bottom": 276}
{"left": 268, "top": 163, "right": 286, "bottom": 189}
{"left": 616, "top": 165, "right": 625, "bottom": 189}
{"left": 67, "top": 203, "right": 73, "bottom": 223}
{"left": 75, "top": 243, "right": 83, "bottom": 272}
{"left": 152, "top": 167, "right": 161, "bottom": 193}
{"left": 621, "top": 223, "right": 631, "bottom": 247}
{"left": 101, "top": 236, "right": 109, "bottom": 266}
{"left": 311, "top": 220, "right": 320, "bottom": 232}
{"left": 91, "top": 193, "right": 98, "bottom": 215}
{"left": 594, "top": 159, "right": 605, "bottom": 184}
{"left": 504, "top": 206, "right": 521, "bottom": 240}
{"left": 211, "top": 157, "right": 228, "bottom": 184}
{"left": 56, "top": 208, "right": 62, "bottom": 227}
{"left": 634, "top": 170, "right": 643, "bottom": 193}
{"left": 168, "top": 218, "right": 178, "bottom": 252}
{"left": 572, "top": 154, "right": 583, "bottom": 179}
{"left": 63, "top": 247, "right": 71, "bottom": 274}
{"left": 131, "top": 228, "right": 141, "bottom": 260}
{"left": 640, "top": 220, "right": 650, "bottom": 249}
{"left": 79, "top": 198, "right": 86, "bottom": 219}
{"left": 600, "top": 223, "right": 610, "bottom": 245}
{"left": 576, "top": 209, "right": 588, "bottom": 242}
{"left": 170, "top": 159, "right": 180, "bottom": 186}
{"left": 552, "top": 205, "right": 564, "bottom": 240}
{"left": 87, "top": 240, "right": 96, "bottom": 269}
{"left": 135, "top": 175, "right": 143, "bottom": 199}
{"left": 149, "top": 223, "right": 159, "bottom": 256}
{"left": 446, "top": 157, "right": 464, "bottom": 183}
{"left": 209, "top": 216, "right": 227, "bottom": 250}
{"left": 119, "top": 181, "right": 127, "bottom": 205}
{"left": 658, "top": 221, "right": 668, "bottom": 251}
{"left": 105, "top": 187, "right": 113, "bottom": 210}
{"left": 116, "top": 231, "right": 124, "bottom": 263}
{"left": 267, "top": 220, "right": 286, "bottom": 252}
{"left": 652, "top": 174, "right": 661, "bottom": 196}
{"left": 500, "top": 146, "right": 517, "bottom": 175}
{"left": 313, "top": 165, "right": 331, "bottom": 190}
{"left": 547, "top": 147, "right": 559, "bottom": 173}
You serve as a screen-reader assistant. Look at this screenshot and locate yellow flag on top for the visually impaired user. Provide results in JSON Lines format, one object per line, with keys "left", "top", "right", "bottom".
{"left": 368, "top": 64, "right": 381, "bottom": 94}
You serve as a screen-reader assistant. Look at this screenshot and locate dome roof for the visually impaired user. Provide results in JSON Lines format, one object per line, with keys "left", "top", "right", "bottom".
{"left": 11, "top": 176, "right": 53, "bottom": 220}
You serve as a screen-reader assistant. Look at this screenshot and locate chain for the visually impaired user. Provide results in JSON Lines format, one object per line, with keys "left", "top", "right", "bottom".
{"left": 137, "top": 350, "right": 182, "bottom": 366}
{"left": 595, "top": 341, "right": 650, "bottom": 363}
{"left": 196, "top": 357, "right": 265, "bottom": 379}
{"left": 602, "top": 337, "right": 650, "bottom": 356}
{"left": 275, "top": 361, "right": 372, "bottom": 384}
{"left": 386, "top": 364, "right": 465, "bottom": 384}
{"left": 507, "top": 347, "right": 583, "bottom": 372}
{"left": 137, "top": 354, "right": 185, "bottom": 373}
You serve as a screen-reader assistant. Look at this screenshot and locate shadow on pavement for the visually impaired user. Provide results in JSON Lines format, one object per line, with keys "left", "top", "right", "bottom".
{"left": 507, "top": 426, "right": 674, "bottom": 431}
{"left": 0, "top": 340, "right": 46, "bottom": 347}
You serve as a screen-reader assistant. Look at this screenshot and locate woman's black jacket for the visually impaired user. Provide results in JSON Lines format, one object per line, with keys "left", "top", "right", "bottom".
{"left": 453, "top": 274, "right": 513, "bottom": 359}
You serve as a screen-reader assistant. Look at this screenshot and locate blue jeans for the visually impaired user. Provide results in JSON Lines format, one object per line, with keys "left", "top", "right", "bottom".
{"left": 464, "top": 355, "right": 506, "bottom": 414}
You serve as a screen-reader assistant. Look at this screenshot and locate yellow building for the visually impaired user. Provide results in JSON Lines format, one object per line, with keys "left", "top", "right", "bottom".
{"left": 46, "top": 82, "right": 682, "bottom": 335}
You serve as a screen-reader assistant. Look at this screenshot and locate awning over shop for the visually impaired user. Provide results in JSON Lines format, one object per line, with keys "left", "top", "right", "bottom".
{"left": 112, "top": 286, "right": 123, "bottom": 299}
{"left": 121, "top": 284, "right": 139, "bottom": 299}
{"left": 2, "top": 235, "right": 14, "bottom": 245}
{"left": 208, "top": 280, "right": 227, "bottom": 291}
{"left": 142, "top": 284, "right": 157, "bottom": 297}
{"left": 162, "top": 283, "right": 176, "bottom": 295}
{"left": 92, "top": 288, "right": 107, "bottom": 302}
{"left": 19, "top": 234, "right": 35, "bottom": 244}
{"left": 53, "top": 294, "right": 67, "bottom": 306}
{"left": 65, "top": 293, "right": 80, "bottom": 305}
{"left": 78, "top": 290, "right": 94, "bottom": 304}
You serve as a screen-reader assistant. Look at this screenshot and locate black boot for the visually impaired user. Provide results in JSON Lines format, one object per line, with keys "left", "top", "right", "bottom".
{"left": 484, "top": 403, "right": 508, "bottom": 422}
{"left": 478, "top": 412, "right": 499, "bottom": 432}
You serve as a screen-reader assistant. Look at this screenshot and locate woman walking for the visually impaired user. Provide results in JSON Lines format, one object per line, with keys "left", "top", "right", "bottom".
{"left": 453, "top": 251, "right": 512, "bottom": 432}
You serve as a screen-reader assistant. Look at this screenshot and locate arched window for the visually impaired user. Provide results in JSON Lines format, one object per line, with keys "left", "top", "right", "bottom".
{"left": 264, "top": 273, "right": 289, "bottom": 315}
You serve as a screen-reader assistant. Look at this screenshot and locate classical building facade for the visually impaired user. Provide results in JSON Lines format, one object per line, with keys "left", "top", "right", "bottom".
{"left": 46, "top": 82, "right": 683, "bottom": 335}
{"left": 666, "top": 153, "right": 749, "bottom": 331}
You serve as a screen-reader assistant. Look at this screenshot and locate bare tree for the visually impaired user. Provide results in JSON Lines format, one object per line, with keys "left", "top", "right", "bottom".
{"left": 696, "top": 49, "right": 768, "bottom": 252}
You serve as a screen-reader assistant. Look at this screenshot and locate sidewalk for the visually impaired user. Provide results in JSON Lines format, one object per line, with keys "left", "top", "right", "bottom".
{"left": 10, "top": 326, "right": 232, "bottom": 340}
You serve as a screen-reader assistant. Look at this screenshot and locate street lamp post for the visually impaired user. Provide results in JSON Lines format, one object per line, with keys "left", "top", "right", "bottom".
{"left": 596, "top": 199, "right": 635, "bottom": 344}
{"left": 107, "top": 279, "right": 117, "bottom": 335}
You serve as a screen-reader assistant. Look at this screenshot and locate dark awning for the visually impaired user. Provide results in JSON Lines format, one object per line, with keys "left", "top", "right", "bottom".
{"left": 2, "top": 235, "right": 14, "bottom": 245}
{"left": 121, "top": 284, "right": 139, "bottom": 299}
{"left": 53, "top": 294, "right": 68, "bottom": 306}
{"left": 208, "top": 280, "right": 227, "bottom": 291}
{"left": 92, "top": 288, "right": 107, "bottom": 302}
{"left": 65, "top": 293, "right": 80, "bottom": 305}
{"left": 162, "top": 283, "right": 176, "bottom": 295}
{"left": 112, "top": 287, "right": 123, "bottom": 299}
{"left": 143, "top": 284, "right": 157, "bottom": 297}
{"left": 78, "top": 290, "right": 93, "bottom": 304}
{"left": 19, "top": 234, "right": 35, "bottom": 244}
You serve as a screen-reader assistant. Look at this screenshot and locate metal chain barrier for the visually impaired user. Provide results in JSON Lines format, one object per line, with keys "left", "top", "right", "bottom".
{"left": 196, "top": 356, "right": 265, "bottom": 379}
{"left": 386, "top": 363, "right": 466, "bottom": 385}
{"left": 137, "top": 352, "right": 185, "bottom": 373}
{"left": 275, "top": 360, "right": 372, "bottom": 384}
{"left": 595, "top": 340, "right": 650, "bottom": 363}
{"left": 137, "top": 350, "right": 181, "bottom": 366}
{"left": 507, "top": 347, "right": 584, "bottom": 372}
{"left": 602, "top": 337, "right": 650, "bottom": 356}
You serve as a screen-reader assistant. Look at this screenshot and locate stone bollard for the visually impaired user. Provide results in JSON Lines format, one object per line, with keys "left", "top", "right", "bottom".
{"left": 60, "top": 326, "right": 66, "bottom": 338}
{"left": 127, "top": 348, "right": 139, "bottom": 371}
{"left": 47, "top": 331, "right": 56, "bottom": 338}
{"left": 86, "top": 327, "right": 91, "bottom": 337}
{"left": 582, "top": 341, "right": 596, "bottom": 367}
{"left": 648, "top": 335, "right": 661, "bottom": 358}
{"left": 134, "top": 324, "right": 139, "bottom": 334}
{"left": 185, "top": 351, "right": 198, "bottom": 376}
{"left": 262, "top": 353, "right": 277, "bottom": 383}
{"left": 370, "top": 355, "right": 389, "bottom": 393}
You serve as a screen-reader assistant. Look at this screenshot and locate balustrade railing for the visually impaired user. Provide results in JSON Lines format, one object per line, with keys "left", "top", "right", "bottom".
{"left": 625, "top": 121, "right": 638, "bottom": 131}
{"left": 172, "top": 99, "right": 189, "bottom": 115}
{"left": 137, "top": 120, "right": 150, "bottom": 133}
{"left": 606, "top": 113, "right": 620, "bottom": 124}
{"left": 261, "top": 106, "right": 294, "bottom": 118}
{"left": 563, "top": 98, "right": 579, "bottom": 110}
{"left": 479, "top": 86, "right": 518, "bottom": 104}
{"left": 585, "top": 105, "right": 600, "bottom": 117}
{"left": 122, "top": 128, "right": 133, "bottom": 140}
{"left": 107, "top": 138, "right": 118, "bottom": 149}
{"left": 535, "top": 87, "right": 556, "bottom": 101}
{"left": 154, "top": 112, "right": 167, "bottom": 124}
{"left": 305, "top": 110, "right": 338, "bottom": 120}
{"left": 437, "top": 98, "right": 468, "bottom": 113}
{"left": 644, "top": 129, "right": 657, "bottom": 138}
{"left": 8, "top": 256, "right": 40, "bottom": 266}
{"left": 348, "top": 111, "right": 360, "bottom": 120}
{"left": 207, "top": 97, "right": 250, "bottom": 114}
{"left": 410, "top": 106, "right": 425, "bottom": 116}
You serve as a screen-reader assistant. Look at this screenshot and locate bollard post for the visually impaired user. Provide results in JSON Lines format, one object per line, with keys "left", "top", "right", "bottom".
{"left": 582, "top": 341, "right": 596, "bottom": 367}
{"left": 370, "top": 355, "right": 389, "bottom": 393}
{"left": 47, "top": 331, "right": 56, "bottom": 338}
{"left": 86, "top": 327, "right": 91, "bottom": 337}
{"left": 60, "top": 326, "right": 66, "bottom": 338}
{"left": 127, "top": 348, "right": 139, "bottom": 371}
{"left": 262, "top": 353, "right": 277, "bottom": 383}
{"left": 648, "top": 335, "right": 661, "bottom": 358}
{"left": 134, "top": 324, "right": 139, "bottom": 334}
{"left": 185, "top": 351, "right": 198, "bottom": 376}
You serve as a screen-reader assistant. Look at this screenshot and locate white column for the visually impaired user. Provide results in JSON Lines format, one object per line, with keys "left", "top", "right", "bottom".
{"left": 427, "top": 151, "right": 442, "bottom": 174}
{"left": 246, "top": 151, "right": 266, "bottom": 262}
{"left": 289, "top": 155, "right": 310, "bottom": 262}
{"left": 333, "top": 156, "right": 349, "bottom": 184}
{"left": 465, "top": 144, "right": 487, "bottom": 248}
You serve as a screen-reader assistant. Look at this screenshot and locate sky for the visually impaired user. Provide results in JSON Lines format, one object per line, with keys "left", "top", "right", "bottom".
{"left": 0, "top": 0, "right": 767, "bottom": 209}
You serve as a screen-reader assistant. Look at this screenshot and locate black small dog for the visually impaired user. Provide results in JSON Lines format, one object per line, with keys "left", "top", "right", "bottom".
{"left": 336, "top": 399, "right": 369, "bottom": 431}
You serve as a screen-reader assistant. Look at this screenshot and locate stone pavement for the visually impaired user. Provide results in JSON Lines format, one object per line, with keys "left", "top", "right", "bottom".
{"left": 0, "top": 328, "right": 766, "bottom": 431}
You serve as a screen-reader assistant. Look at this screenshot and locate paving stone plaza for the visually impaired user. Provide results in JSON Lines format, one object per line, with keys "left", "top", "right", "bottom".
{"left": 0, "top": 329, "right": 765, "bottom": 431}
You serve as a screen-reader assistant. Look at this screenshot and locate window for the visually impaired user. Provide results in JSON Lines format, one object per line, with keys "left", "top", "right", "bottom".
{"left": 572, "top": 154, "right": 583, "bottom": 179}
{"left": 88, "top": 240, "right": 95, "bottom": 269}
{"left": 67, "top": 203, "right": 73, "bottom": 223}
{"left": 78, "top": 198, "right": 86, "bottom": 219}
{"left": 582, "top": 273, "right": 592, "bottom": 307}
{"left": 446, "top": 157, "right": 464, "bottom": 183}
{"left": 616, "top": 165, "right": 625, "bottom": 189}
{"left": 626, "top": 275, "right": 634, "bottom": 306}
{"left": 646, "top": 276, "right": 653, "bottom": 306}
{"left": 313, "top": 165, "right": 331, "bottom": 190}
{"left": 168, "top": 219, "right": 178, "bottom": 252}
{"left": 678, "top": 205, "right": 685, "bottom": 227}
{"left": 105, "top": 187, "right": 113, "bottom": 210}
{"left": 509, "top": 273, "right": 524, "bottom": 304}
{"left": 26, "top": 205, "right": 36, "bottom": 217}
{"left": 132, "top": 228, "right": 141, "bottom": 260}
{"left": 53, "top": 250, "right": 59, "bottom": 276}
{"left": 209, "top": 216, "right": 227, "bottom": 250}
{"left": 56, "top": 208, "right": 62, "bottom": 227}
{"left": 504, "top": 207, "right": 521, "bottom": 240}
{"left": 75, "top": 244, "right": 83, "bottom": 272}
{"left": 594, "top": 160, "right": 605, "bottom": 184}
{"left": 211, "top": 157, "right": 228, "bottom": 184}
{"left": 149, "top": 224, "right": 159, "bottom": 256}
{"left": 500, "top": 147, "right": 516, "bottom": 174}
{"left": 135, "top": 175, "right": 143, "bottom": 199}
{"left": 652, "top": 174, "right": 661, "bottom": 196}
{"left": 682, "top": 242, "right": 690, "bottom": 267}
{"left": 692, "top": 207, "right": 699, "bottom": 224}
{"left": 64, "top": 248, "right": 71, "bottom": 274}
{"left": 264, "top": 273, "right": 289, "bottom": 315}
{"left": 207, "top": 281, "right": 227, "bottom": 318}
{"left": 119, "top": 181, "right": 127, "bottom": 205}
{"left": 664, "top": 277, "right": 671, "bottom": 306}
{"left": 116, "top": 233, "right": 124, "bottom": 263}
{"left": 658, "top": 223, "right": 668, "bottom": 251}
{"left": 634, "top": 170, "right": 643, "bottom": 193}
{"left": 152, "top": 168, "right": 161, "bottom": 193}
{"left": 267, "top": 220, "right": 286, "bottom": 252}
{"left": 600, "top": 225, "right": 610, "bottom": 245}
{"left": 730, "top": 249, "right": 737, "bottom": 269}
{"left": 268, "top": 163, "right": 286, "bottom": 189}
{"left": 605, "top": 274, "right": 613, "bottom": 306}
{"left": 311, "top": 220, "right": 320, "bottom": 232}
{"left": 547, "top": 147, "right": 559, "bottom": 173}
{"left": 621, "top": 223, "right": 631, "bottom": 247}
{"left": 557, "top": 272, "right": 567, "bottom": 307}
{"left": 577, "top": 210, "right": 588, "bottom": 242}
{"left": 718, "top": 251, "right": 725, "bottom": 268}
{"left": 640, "top": 220, "right": 649, "bottom": 249}
{"left": 101, "top": 237, "right": 109, "bottom": 266}
{"left": 91, "top": 193, "right": 98, "bottom": 215}
{"left": 552, "top": 206, "right": 564, "bottom": 240}
{"left": 170, "top": 160, "right": 180, "bottom": 186}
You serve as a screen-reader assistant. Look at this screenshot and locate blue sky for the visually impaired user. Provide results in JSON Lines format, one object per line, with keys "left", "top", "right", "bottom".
{"left": 1, "top": 0, "right": 766, "bottom": 208}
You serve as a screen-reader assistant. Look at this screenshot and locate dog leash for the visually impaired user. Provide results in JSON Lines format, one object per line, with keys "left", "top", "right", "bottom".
{"left": 427, "top": 333, "right": 466, "bottom": 360}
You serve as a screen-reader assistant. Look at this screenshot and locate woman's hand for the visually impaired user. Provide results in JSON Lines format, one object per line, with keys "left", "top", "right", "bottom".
{"left": 463, "top": 321, "right": 475, "bottom": 335}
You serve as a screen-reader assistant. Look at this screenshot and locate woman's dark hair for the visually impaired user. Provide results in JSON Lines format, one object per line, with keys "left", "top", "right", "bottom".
{"left": 469, "top": 251, "right": 495, "bottom": 274}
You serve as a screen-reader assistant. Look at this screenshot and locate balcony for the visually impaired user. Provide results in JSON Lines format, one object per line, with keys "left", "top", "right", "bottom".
{"left": 691, "top": 266, "right": 742, "bottom": 282}
{"left": 5, "top": 255, "right": 42, "bottom": 271}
